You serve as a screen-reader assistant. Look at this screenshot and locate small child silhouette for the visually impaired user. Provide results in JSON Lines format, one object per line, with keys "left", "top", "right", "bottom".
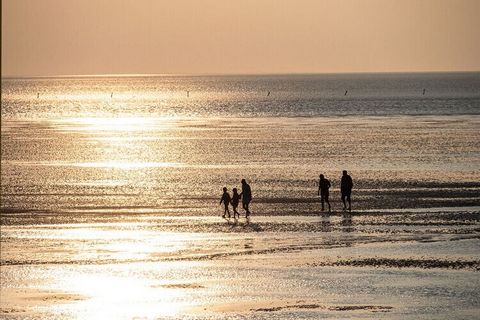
{"left": 231, "top": 188, "right": 241, "bottom": 219}
{"left": 219, "top": 187, "right": 231, "bottom": 218}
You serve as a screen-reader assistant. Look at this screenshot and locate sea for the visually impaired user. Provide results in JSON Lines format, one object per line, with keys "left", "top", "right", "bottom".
{"left": 1, "top": 73, "right": 479, "bottom": 319}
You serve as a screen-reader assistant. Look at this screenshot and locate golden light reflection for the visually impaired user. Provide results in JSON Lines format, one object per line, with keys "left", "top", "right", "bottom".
{"left": 61, "top": 116, "right": 178, "bottom": 132}
{"left": 50, "top": 232, "right": 205, "bottom": 318}
{"left": 63, "top": 273, "right": 188, "bottom": 319}
{"left": 55, "top": 116, "right": 182, "bottom": 169}
{"left": 74, "top": 161, "right": 180, "bottom": 169}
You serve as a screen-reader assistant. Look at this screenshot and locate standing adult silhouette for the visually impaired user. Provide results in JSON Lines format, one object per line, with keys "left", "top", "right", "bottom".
{"left": 240, "top": 179, "right": 252, "bottom": 217}
{"left": 340, "top": 170, "right": 353, "bottom": 211}
{"left": 318, "top": 174, "right": 331, "bottom": 212}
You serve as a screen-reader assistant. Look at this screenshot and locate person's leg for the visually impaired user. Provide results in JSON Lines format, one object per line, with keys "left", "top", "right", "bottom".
{"left": 245, "top": 201, "right": 250, "bottom": 215}
{"left": 320, "top": 194, "right": 325, "bottom": 211}
{"left": 341, "top": 194, "right": 346, "bottom": 210}
{"left": 347, "top": 194, "right": 351, "bottom": 211}
{"left": 326, "top": 194, "right": 331, "bottom": 212}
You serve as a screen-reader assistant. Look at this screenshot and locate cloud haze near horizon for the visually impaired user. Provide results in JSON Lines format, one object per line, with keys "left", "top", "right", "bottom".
{"left": 2, "top": 0, "right": 480, "bottom": 77}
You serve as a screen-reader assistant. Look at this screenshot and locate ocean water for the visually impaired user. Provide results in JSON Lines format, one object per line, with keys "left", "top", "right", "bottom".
{"left": 1, "top": 73, "right": 480, "bottom": 319}
{"left": 1, "top": 73, "right": 480, "bottom": 215}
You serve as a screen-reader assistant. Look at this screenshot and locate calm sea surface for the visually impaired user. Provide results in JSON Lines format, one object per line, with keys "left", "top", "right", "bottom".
{"left": 2, "top": 73, "right": 479, "bottom": 215}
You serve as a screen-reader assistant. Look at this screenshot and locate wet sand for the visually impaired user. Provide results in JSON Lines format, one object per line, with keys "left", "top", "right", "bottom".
{"left": 1, "top": 209, "right": 479, "bottom": 319}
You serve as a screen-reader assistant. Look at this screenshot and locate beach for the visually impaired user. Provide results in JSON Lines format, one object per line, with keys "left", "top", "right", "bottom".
{"left": 1, "top": 211, "right": 479, "bottom": 319}
{"left": 1, "top": 73, "right": 480, "bottom": 319}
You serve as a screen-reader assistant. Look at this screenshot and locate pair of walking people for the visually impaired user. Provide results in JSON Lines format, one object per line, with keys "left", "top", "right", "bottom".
{"left": 318, "top": 170, "right": 353, "bottom": 212}
{"left": 220, "top": 179, "right": 252, "bottom": 219}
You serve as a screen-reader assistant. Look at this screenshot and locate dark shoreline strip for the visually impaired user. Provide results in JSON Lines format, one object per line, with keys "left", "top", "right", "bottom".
{"left": 252, "top": 303, "right": 393, "bottom": 313}
{"left": 308, "top": 258, "right": 480, "bottom": 270}
{"left": 2, "top": 255, "right": 479, "bottom": 271}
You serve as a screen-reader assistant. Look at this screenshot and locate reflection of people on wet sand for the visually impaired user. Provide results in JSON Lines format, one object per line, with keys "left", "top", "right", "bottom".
{"left": 219, "top": 187, "right": 231, "bottom": 218}
{"left": 318, "top": 174, "right": 331, "bottom": 212}
{"left": 231, "top": 188, "right": 241, "bottom": 219}
{"left": 340, "top": 170, "right": 353, "bottom": 211}
{"left": 240, "top": 179, "right": 252, "bottom": 217}
{"left": 341, "top": 212, "right": 354, "bottom": 233}
{"left": 320, "top": 214, "right": 332, "bottom": 232}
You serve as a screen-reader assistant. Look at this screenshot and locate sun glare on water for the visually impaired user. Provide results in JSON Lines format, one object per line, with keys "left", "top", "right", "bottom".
{"left": 59, "top": 272, "right": 189, "bottom": 319}
{"left": 63, "top": 116, "right": 177, "bottom": 132}
{"left": 55, "top": 116, "right": 183, "bottom": 169}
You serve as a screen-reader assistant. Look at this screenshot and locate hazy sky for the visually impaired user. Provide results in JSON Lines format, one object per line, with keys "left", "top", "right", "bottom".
{"left": 2, "top": 0, "right": 480, "bottom": 77}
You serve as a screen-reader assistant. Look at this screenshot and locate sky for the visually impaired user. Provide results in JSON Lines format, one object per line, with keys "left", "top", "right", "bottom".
{"left": 2, "top": 0, "right": 480, "bottom": 77}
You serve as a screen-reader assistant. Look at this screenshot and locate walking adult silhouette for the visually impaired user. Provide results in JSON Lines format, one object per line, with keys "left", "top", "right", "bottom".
{"left": 340, "top": 170, "right": 353, "bottom": 211}
{"left": 240, "top": 179, "right": 252, "bottom": 217}
{"left": 318, "top": 174, "right": 331, "bottom": 212}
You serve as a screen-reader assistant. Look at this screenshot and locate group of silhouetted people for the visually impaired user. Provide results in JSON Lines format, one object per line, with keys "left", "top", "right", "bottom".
{"left": 219, "top": 172, "right": 353, "bottom": 219}
{"left": 219, "top": 179, "right": 252, "bottom": 219}
{"left": 318, "top": 170, "right": 353, "bottom": 212}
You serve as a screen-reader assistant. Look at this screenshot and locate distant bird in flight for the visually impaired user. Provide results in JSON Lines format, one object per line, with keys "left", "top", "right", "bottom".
{"left": 344, "top": 90, "right": 348, "bottom": 96}
{"left": 422, "top": 88, "right": 426, "bottom": 95}
{"left": 267, "top": 91, "right": 270, "bottom": 97}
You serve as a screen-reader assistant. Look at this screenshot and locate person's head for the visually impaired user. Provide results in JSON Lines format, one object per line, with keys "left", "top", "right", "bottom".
{"left": 241, "top": 179, "right": 246, "bottom": 184}
{"left": 343, "top": 170, "right": 348, "bottom": 176}
{"left": 320, "top": 174, "right": 324, "bottom": 180}
{"left": 233, "top": 188, "right": 238, "bottom": 193}
{"left": 223, "top": 187, "right": 227, "bottom": 192}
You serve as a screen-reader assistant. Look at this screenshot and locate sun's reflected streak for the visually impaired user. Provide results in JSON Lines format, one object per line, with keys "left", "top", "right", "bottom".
{"left": 74, "top": 161, "right": 180, "bottom": 169}
{"left": 60, "top": 273, "right": 188, "bottom": 319}
{"left": 60, "top": 116, "right": 178, "bottom": 132}
{"left": 47, "top": 232, "right": 204, "bottom": 318}
{"left": 53, "top": 116, "right": 183, "bottom": 170}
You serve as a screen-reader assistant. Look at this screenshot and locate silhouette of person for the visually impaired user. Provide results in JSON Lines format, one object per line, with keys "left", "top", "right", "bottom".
{"left": 219, "top": 187, "right": 231, "bottom": 218}
{"left": 318, "top": 174, "right": 331, "bottom": 212}
{"left": 340, "top": 170, "right": 353, "bottom": 211}
{"left": 231, "top": 188, "right": 241, "bottom": 219}
{"left": 240, "top": 179, "right": 252, "bottom": 217}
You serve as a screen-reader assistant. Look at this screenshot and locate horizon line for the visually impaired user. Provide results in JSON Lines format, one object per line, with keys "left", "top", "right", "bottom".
{"left": 2, "top": 70, "right": 480, "bottom": 80}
